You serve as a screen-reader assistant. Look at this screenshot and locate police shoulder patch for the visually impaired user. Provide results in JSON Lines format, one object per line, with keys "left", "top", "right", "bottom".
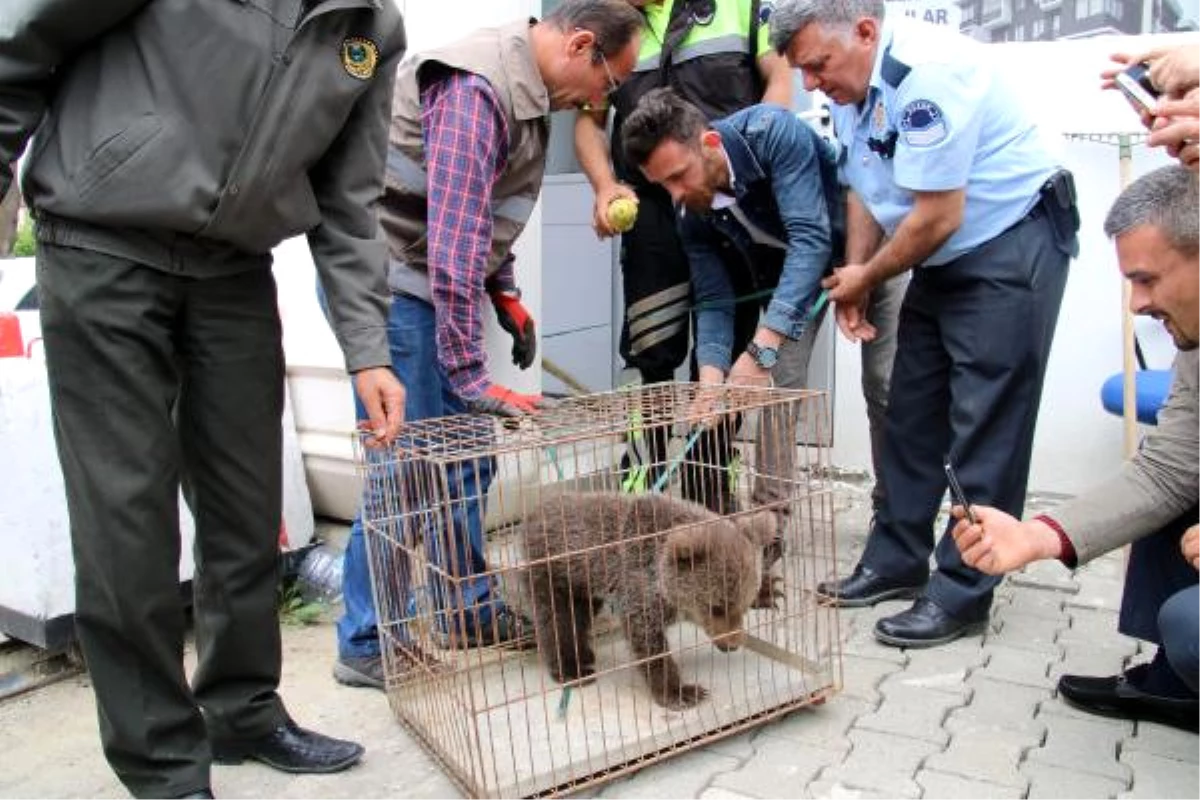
{"left": 341, "top": 37, "right": 379, "bottom": 81}
{"left": 898, "top": 99, "right": 948, "bottom": 148}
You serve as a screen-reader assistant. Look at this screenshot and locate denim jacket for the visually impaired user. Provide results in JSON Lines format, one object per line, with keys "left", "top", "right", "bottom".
{"left": 680, "top": 104, "right": 844, "bottom": 372}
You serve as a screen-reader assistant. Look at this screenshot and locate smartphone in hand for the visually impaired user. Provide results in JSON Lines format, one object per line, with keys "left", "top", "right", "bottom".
{"left": 1114, "top": 62, "right": 1159, "bottom": 116}
{"left": 944, "top": 456, "right": 977, "bottom": 525}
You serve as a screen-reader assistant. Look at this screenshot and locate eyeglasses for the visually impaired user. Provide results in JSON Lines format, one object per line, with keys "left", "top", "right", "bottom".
{"left": 595, "top": 47, "right": 619, "bottom": 95}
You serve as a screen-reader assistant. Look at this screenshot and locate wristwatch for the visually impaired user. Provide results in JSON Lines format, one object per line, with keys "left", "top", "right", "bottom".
{"left": 746, "top": 340, "right": 778, "bottom": 370}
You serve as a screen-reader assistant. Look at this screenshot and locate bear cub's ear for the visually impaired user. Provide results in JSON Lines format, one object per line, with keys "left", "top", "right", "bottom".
{"left": 664, "top": 523, "right": 712, "bottom": 570}
{"left": 736, "top": 510, "right": 779, "bottom": 546}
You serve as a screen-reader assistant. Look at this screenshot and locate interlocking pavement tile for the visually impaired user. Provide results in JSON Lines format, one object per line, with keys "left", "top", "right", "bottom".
{"left": 949, "top": 675, "right": 1050, "bottom": 739}
{"left": 855, "top": 682, "right": 966, "bottom": 746}
{"left": 977, "top": 643, "right": 1058, "bottom": 689}
{"left": 838, "top": 654, "right": 905, "bottom": 704}
{"left": 1008, "top": 561, "right": 1080, "bottom": 594}
{"left": 804, "top": 728, "right": 939, "bottom": 798}
{"left": 1121, "top": 719, "right": 1200, "bottom": 763}
{"left": 926, "top": 727, "right": 1039, "bottom": 790}
{"left": 712, "top": 737, "right": 847, "bottom": 798}
{"left": 1050, "top": 644, "right": 1138, "bottom": 685}
{"left": 1003, "top": 586, "right": 1070, "bottom": 621}
{"left": 840, "top": 606, "right": 912, "bottom": 666}
{"left": 698, "top": 788, "right": 759, "bottom": 800}
{"left": 986, "top": 607, "right": 1068, "bottom": 655}
{"left": 1025, "top": 709, "right": 1134, "bottom": 782}
{"left": 595, "top": 749, "right": 741, "bottom": 799}
{"left": 916, "top": 768, "right": 1027, "bottom": 799}
{"left": 1117, "top": 749, "right": 1200, "bottom": 799}
{"left": 1037, "top": 690, "right": 1139, "bottom": 731}
{"left": 702, "top": 731, "right": 756, "bottom": 762}
{"left": 879, "top": 636, "right": 987, "bottom": 698}
{"left": 758, "top": 696, "right": 870, "bottom": 749}
{"left": 1021, "top": 762, "right": 1130, "bottom": 799}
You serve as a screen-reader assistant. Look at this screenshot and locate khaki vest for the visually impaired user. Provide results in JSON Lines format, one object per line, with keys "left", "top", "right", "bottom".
{"left": 383, "top": 20, "right": 550, "bottom": 301}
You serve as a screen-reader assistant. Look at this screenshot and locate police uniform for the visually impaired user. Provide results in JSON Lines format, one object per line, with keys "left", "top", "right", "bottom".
{"left": 829, "top": 18, "right": 1077, "bottom": 629}
{"left": 609, "top": 0, "right": 773, "bottom": 381}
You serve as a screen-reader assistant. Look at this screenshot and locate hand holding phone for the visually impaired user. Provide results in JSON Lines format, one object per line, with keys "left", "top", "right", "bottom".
{"left": 1114, "top": 62, "right": 1160, "bottom": 116}
{"left": 944, "top": 456, "right": 977, "bottom": 525}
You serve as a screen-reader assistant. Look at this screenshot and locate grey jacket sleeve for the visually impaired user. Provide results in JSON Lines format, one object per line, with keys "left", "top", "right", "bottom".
{"left": 0, "top": 0, "right": 152, "bottom": 195}
{"left": 306, "top": 42, "right": 405, "bottom": 374}
{"left": 1052, "top": 349, "right": 1199, "bottom": 565}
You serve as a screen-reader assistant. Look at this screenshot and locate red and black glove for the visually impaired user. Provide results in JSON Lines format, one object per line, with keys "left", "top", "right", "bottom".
{"left": 489, "top": 288, "right": 537, "bottom": 370}
{"left": 467, "top": 384, "right": 548, "bottom": 418}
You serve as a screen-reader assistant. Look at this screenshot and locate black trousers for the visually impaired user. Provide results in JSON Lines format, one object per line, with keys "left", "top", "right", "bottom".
{"left": 619, "top": 183, "right": 692, "bottom": 383}
{"left": 1123, "top": 503, "right": 1200, "bottom": 690}
{"left": 861, "top": 207, "right": 1069, "bottom": 619}
{"left": 38, "top": 243, "right": 287, "bottom": 798}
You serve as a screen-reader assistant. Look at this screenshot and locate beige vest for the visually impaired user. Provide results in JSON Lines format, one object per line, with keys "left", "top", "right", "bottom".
{"left": 383, "top": 20, "right": 550, "bottom": 301}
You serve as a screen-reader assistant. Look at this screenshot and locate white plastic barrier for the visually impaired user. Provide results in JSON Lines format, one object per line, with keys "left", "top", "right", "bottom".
{"left": 0, "top": 358, "right": 314, "bottom": 649}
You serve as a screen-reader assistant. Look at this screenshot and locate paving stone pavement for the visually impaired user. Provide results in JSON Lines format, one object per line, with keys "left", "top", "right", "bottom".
{"left": 0, "top": 482, "right": 1194, "bottom": 799}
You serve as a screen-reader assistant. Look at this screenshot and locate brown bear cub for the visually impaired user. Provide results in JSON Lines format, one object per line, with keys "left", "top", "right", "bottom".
{"left": 517, "top": 491, "right": 778, "bottom": 710}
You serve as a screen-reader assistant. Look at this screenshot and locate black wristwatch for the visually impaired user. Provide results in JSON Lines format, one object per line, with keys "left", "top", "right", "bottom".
{"left": 746, "top": 340, "right": 778, "bottom": 370}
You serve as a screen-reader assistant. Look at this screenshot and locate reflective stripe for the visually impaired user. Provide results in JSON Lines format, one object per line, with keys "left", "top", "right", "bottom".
{"left": 671, "top": 34, "right": 750, "bottom": 66}
{"left": 386, "top": 149, "right": 427, "bottom": 192}
{"left": 729, "top": 205, "right": 787, "bottom": 250}
{"left": 629, "top": 320, "right": 686, "bottom": 355}
{"left": 634, "top": 33, "right": 750, "bottom": 72}
{"left": 627, "top": 282, "right": 689, "bottom": 319}
{"left": 494, "top": 195, "right": 537, "bottom": 224}
{"left": 628, "top": 297, "right": 689, "bottom": 338}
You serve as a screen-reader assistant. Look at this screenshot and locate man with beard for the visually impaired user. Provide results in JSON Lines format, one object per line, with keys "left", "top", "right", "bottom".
{"left": 952, "top": 165, "right": 1198, "bottom": 733}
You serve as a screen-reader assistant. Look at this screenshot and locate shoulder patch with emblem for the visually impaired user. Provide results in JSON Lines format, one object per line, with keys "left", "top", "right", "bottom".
{"left": 899, "top": 99, "right": 947, "bottom": 148}
{"left": 758, "top": 1, "right": 775, "bottom": 24}
{"left": 341, "top": 37, "right": 379, "bottom": 81}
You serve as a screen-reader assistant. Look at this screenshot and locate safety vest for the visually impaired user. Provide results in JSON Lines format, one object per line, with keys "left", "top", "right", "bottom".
{"left": 611, "top": 0, "right": 768, "bottom": 184}
{"left": 383, "top": 20, "right": 550, "bottom": 301}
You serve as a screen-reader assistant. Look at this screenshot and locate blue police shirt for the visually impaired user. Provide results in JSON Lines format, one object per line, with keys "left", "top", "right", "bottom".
{"left": 829, "top": 18, "right": 1058, "bottom": 266}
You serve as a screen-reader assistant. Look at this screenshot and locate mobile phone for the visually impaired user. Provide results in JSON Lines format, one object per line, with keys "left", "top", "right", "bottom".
{"left": 1114, "top": 62, "right": 1159, "bottom": 115}
{"left": 943, "top": 456, "right": 977, "bottom": 525}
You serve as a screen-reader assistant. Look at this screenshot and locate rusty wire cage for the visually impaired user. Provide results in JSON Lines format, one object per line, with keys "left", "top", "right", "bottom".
{"left": 356, "top": 382, "right": 842, "bottom": 798}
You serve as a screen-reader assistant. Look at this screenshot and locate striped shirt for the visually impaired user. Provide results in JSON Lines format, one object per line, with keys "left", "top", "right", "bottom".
{"left": 421, "top": 70, "right": 516, "bottom": 398}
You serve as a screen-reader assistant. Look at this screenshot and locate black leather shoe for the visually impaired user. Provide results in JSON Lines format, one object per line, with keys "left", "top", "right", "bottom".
{"left": 815, "top": 564, "right": 926, "bottom": 608}
{"left": 1058, "top": 670, "right": 1199, "bottom": 732}
{"left": 211, "top": 719, "right": 364, "bottom": 774}
{"left": 874, "top": 597, "right": 988, "bottom": 648}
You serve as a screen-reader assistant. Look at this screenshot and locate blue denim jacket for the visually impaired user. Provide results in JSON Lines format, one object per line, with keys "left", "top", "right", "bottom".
{"left": 680, "top": 104, "right": 844, "bottom": 372}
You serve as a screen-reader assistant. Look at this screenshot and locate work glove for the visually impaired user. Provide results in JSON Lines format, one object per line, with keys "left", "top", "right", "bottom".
{"left": 489, "top": 288, "right": 537, "bottom": 370}
{"left": 467, "top": 384, "right": 549, "bottom": 418}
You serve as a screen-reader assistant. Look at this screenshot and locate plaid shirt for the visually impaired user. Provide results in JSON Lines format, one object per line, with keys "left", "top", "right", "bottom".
{"left": 421, "top": 70, "right": 517, "bottom": 399}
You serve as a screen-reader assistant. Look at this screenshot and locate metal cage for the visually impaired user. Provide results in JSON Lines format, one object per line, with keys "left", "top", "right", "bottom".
{"left": 356, "top": 382, "right": 842, "bottom": 798}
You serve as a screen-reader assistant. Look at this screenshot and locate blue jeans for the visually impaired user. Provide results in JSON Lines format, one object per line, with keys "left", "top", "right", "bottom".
{"left": 336, "top": 292, "right": 499, "bottom": 659}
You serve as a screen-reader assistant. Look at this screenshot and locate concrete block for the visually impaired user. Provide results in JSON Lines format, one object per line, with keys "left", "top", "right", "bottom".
{"left": 1009, "top": 561, "right": 1080, "bottom": 594}
{"left": 986, "top": 607, "right": 1067, "bottom": 655}
{"left": 926, "top": 727, "right": 1039, "bottom": 789}
{"left": 703, "top": 731, "right": 756, "bottom": 762}
{"left": 1121, "top": 720, "right": 1200, "bottom": 763}
{"left": 698, "top": 788, "right": 759, "bottom": 800}
{"left": 805, "top": 728, "right": 939, "bottom": 798}
{"left": 977, "top": 644, "right": 1058, "bottom": 689}
{"left": 758, "top": 696, "right": 870, "bottom": 749}
{"left": 1003, "top": 587, "right": 1070, "bottom": 620}
{"left": 1118, "top": 749, "right": 1200, "bottom": 799}
{"left": 855, "top": 683, "right": 965, "bottom": 746}
{"left": 712, "top": 738, "right": 846, "bottom": 798}
{"left": 1026, "top": 711, "right": 1134, "bottom": 782}
{"left": 1022, "top": 762, "right": 1130, "bottom": 798}
{"left": 1050, "top": 645, "right": 1137, "bottom": 684}
{"left": 838, "top": 654, "right": 904, "bottom": 703}
{"left": 880, "top": 637, "right": 987, "bottom": 697}
{"left": 949, "top": 676, "right": 1049, "bottom": 739}
{"left": 916, "top": 768, "right": 1027, "bottom": 798}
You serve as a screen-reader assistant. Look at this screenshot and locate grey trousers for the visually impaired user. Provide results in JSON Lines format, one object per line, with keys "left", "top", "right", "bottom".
{"left": 38, "top": 243, "right": 288, "bottom": 798}
{"left": 752, "top": 273, "right": 907, "bottom": 512}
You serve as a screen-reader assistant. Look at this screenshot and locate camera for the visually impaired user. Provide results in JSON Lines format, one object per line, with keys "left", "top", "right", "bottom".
{"left": 1114, "top": 62, "right": 1160, "bottom": 115}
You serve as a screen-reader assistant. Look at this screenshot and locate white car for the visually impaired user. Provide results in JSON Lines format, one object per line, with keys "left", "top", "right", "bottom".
{"left": 0, "top": 256, "right": 41, "bottom": 359}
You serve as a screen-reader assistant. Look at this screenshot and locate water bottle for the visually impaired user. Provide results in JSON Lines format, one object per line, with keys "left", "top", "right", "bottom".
{"left": 296, "top": 544, "right": 344, "bottom": 603}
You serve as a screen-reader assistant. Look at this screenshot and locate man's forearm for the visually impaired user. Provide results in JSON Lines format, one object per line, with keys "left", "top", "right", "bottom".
{"left": 574, "top": 110, "right": 618, "bottom": 192}
{"left": 864, "top": 193, "right": 962, "bottom": 283}
{"left": 845, "top": 191, "right": 884, "bottom": 264}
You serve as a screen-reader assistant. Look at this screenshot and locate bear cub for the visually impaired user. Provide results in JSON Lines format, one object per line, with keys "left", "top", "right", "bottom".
{"left": 517, "top": 491, "right": 777, "bottom": 710}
